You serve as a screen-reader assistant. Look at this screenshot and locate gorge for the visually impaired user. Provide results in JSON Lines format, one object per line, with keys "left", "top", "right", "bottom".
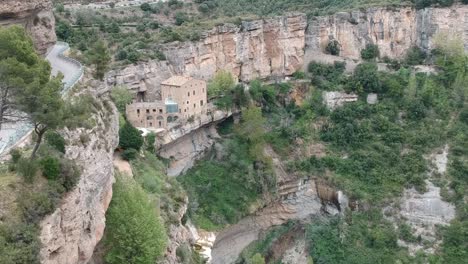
{"left": 1, "top": 1, "right": 467, "bottom": 264}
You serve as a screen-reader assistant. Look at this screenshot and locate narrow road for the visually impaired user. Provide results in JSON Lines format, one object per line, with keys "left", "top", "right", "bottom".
{"left": 46, "top": 42, "right": 83, "bottom": 90}
{"left": 0, "top": 42, "right": 82, "bottom": 156}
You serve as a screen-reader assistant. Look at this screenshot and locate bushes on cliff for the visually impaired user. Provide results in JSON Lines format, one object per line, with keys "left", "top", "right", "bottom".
{"left": 110, "top": 85, "right": 133, "bottom": 113}
{"left": 104, "top": 175, "right": 167, "bottom": 264}
{"left": 208, "top": 70, "right": 236, "bottom": 97}
{"left": 361, "top": 44, "right": 380, "bottom": 60}
{"left": 325, "top": 40, "right": 340, "bottom": 56}
{"left": 119, "top": 122, "right": 143, "bottom": 151}
{"left": 45, "top": 131, "right": 66, "bottom": 154}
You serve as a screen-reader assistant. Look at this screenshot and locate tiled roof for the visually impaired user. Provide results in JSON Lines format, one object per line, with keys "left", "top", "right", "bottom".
{"left": 161, "top": 76, "right": 192, "bottom": 86}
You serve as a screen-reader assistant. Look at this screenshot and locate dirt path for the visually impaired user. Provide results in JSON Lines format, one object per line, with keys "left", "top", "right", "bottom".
{"left": 113, "top": 153, "right": 133, "bottom": 177}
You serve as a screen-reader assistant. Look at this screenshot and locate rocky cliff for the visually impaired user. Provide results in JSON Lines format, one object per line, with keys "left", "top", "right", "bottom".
{"left": 305, "top": 5, "right": 468, "bottom": 60}
{"left": 109, "top": 5, "right": 468, "bottom": 98}
{"left": 39, "top": 83, "right": 119, "bottom": 264}
{"left": 107, "top": 13, "right": 308, "bottom": 98}
{"left": 0, "top": 0, "right": 56, "bottom": 55}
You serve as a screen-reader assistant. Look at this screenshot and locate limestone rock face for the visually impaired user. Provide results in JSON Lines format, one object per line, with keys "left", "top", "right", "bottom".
{"left": 107, "top": 13, "right": 307, "bottom": 96}
{"left": 0, "top": 0, "right": 56, "bottom": 55}
{"left": 39, "top": 86, "right": 119, "bottom": 264}
{"left": 305, "top": 5, "right": 468, "bottom": 60}
{"left": 165, "top": 13, "right": 307, "bottom": 81}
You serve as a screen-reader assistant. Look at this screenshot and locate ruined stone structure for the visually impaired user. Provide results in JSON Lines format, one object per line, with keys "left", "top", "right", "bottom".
{"left": 126, "top": 76, "right": 207, "bottom": 129}
{"left": 0, "top": 0, "right": 56, "bottom": 55}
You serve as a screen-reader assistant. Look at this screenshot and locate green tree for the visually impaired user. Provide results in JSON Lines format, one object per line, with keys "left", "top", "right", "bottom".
{"left": 105, "top": 176, "right": 167, "bottom": 264}
{"left": 55, "top": 20, "right": 73, "bottom": 42}
{"left": 235, "top": 106, "right": 266, "bottom": 158}
{"left": 0, "top": 27, "right": 65, "bottom": 159}
{"left": 0, "top": 26, "right": 49, "bottom": 130}
{"left": 16, "top": 76, "right": 65, "bottom": 159}
{"left": 86, "top": 41, "right": 111, "bottom": 80}
{"left": 208, "top": 70, "right": 236, "bottom": 97}
{"left": 352, "top": 62, "right": 381, "bottom": 93}
{"left": 361, "top": 44, "right": 380, "bottom": 60}
{"left": 119, "top": 122, "right": 143, "bottom": 151}
{"left": 110, "top": 86, "right": 133, "bottom": 113}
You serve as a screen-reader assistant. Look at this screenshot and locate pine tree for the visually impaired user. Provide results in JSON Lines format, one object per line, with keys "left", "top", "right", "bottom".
{"left": 87, "top": 41, "right": 111, "bottom": 80}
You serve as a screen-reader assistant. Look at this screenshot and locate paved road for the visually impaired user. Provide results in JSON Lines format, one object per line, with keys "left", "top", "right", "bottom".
{"left": 46, "top": 43, "right": 83, "bottom": 89}
{"left": 0, "top": 43, "right": 82, "bottom": 155}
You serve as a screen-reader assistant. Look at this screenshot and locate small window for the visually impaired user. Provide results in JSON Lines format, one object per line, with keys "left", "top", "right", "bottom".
{"left": 146, "top": 109, "right": 150, "bottom": 114}
{"left": 159, "top": 121, "right": 162, "bottom": 127}
{"left": 153, "top": 109, "right": 156, "bottom": 112}
{"left": 200, "top": 100, "right": 204, "bottom": 106}
{"left": 202, "top": 88, "right": 205, "bottom": 93}
{"left": 188, "top": 92, "right": 190, "bottom": 97}
{"left": 187, "top": 101, "right": 189, "bottom": 104}
{"left": 149, "top": 122, "right": 153, "bottom": 127}
{"left": 193, "top": 90, "right": 195, "bottom": 95}
{"left": 137, "top": 109, "right": 140, "bottom": 114}
{"left": 184, "top": 109, "right": 187, "bottom": 112}
{"left": 159, "top": 109, "right": 163, "bottom": 113}
{"left": 193, "top": 103, "right": 196, "bottom": 108}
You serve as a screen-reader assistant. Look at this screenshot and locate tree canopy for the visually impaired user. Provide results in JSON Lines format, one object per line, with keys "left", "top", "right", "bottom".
{"left": 208, "top": 70, "right": 236, "bottom": 97}
{"left": 0, "top": 26, "right": 65, "bottom": 158}
{"left": 104, "top": 175, "right": 167, "bottom": 264}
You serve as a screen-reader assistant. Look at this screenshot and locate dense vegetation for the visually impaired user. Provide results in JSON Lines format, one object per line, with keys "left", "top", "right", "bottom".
{"left": 178, "top": 115, "right": 275, "bottom": 230}
{"left": 188, "top": 31, "right": 467, "bottom": 262}
{"left": 104, "top": 174, "right": 167, "bottom": 264}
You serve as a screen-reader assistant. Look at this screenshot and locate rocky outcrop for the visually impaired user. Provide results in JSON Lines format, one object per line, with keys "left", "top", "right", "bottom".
{"left": 305, "top": 5, "right": 468, "bottom": 60}
{"left": 39, "top": 85, "right": 119, "bottom": 264}
{"left": 384, "top": 146, "right": 455, "bottom": 255}
{"left": 0, "top": 0, "right": 56, "bottom": 55}
{"left": 158, "top": 107, "right": 233, "bottom": 176}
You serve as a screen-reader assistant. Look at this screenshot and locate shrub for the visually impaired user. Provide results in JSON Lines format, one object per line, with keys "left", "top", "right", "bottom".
{"left": 361, "top": 44, "right": 380, "bottom": 60}
{"left": 249, "top": 253, "right": 266, "bottom": 264}
{"left": 146, "top": 132, "right": 156, "bottom": 152}
{"left": 404, "top": 46, "right": 426, "bottom": 66}
{"left": 19, "top": 186, "right": 60, "bottom": 224}
{"left": 122, "top": 149, "right": 138, "bottom": 161}
{"left": 59, "top": 159, "right": 81, "bottom": 192}
{"left": 10, "top": 149, "right": 22, "bottom": 164}
{"left": 40, "top": 157, "right": 61, "bottom": 181}
{"left": 110, "top": 86, "right": 133, "bottom": 113}
{"left": 140, "top": 3, "right": 152, "bottom": 11}
{"left": 45, "top": 131, "right": 66, "bottom": 153}
{"left": 0, "top": 223, "right": 41, "bottom": 264}
{"left": 292, "top": 71, "right": 306, "bottom": 79}
{"left": 119, "top": 122, "right": 144, "bottom": 151}
{"left": 325, "top": 40, "right": 340, "bottom": 56}
{"left": 17, "top": 158, "right": 38, "bottom": 183}
{"left": 116, "top": 49, "right": 127, "bottom": 61}
{"left": 352, "top": 62, "right": 381, "bottom": 93}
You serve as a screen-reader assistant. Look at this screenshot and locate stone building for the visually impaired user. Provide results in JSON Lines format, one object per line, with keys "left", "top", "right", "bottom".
{"left": 126, "top": 76, "right": 207, "bottom": 129}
